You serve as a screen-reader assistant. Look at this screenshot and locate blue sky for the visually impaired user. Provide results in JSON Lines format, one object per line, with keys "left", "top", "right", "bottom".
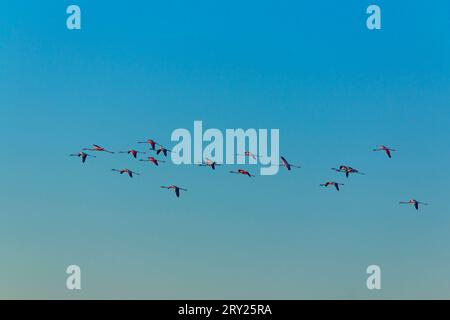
{"left": 0, "top": 0, "right": 449, "bottom": 299}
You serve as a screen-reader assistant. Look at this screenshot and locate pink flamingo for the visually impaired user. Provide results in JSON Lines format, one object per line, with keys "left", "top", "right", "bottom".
{"left": 137, "top": 139, "right": 160, "bottom": 150}
{"left": 160, "top": 185, "right": 187, "bottom": 198}
{"left": 118, "top": 149, "right": 146, "bottom": 159}
{"left": 83, "top": 144, "right": 114, "bottom": 154}
{"left": 279, "top": 156, "right": 301, "bottom": 171}
{"left": 373, "top": 145, "right": 396, "bottom": 158}
{"left": 197, "top": 158, "right": 221, "bottom": 170}
{"left": 236, "top": 151, "right": 261, "bottom": 160}
{"left": 332, "top": 165, "right": 365, "bottom": 178}
{"left": 156, "top": 146, "right": 173, "bottom": 157}
{"left": 229, "top": 169, "right": 255, "bottom": 177}
{"left": 70, "top": 152, "right": 96, "bottom": 163}
{"left": 140, "top": 156, "right": 166, "bottom": 166}
{"left": 320, "top": 181, "right": 344, "bottom": 191}
{"left": 399, "top": 199, "right": 428, "bottom": 211}
{"left": 111, "top": 168, "right": 140, "bottom": 178}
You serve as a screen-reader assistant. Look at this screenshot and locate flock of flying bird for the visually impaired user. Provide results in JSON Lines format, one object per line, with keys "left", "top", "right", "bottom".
{"left": 70, "top": 140, "right": 428, "bottom": 210}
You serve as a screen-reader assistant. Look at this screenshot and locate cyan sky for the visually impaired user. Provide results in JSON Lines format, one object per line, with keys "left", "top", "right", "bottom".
{"left": 0, "top": 0, "right": 449, "bottom": 299}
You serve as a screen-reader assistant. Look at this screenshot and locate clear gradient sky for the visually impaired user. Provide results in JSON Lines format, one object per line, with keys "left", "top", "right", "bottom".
{"left": 0, "top": 0, "right": 449, "bottom": 299}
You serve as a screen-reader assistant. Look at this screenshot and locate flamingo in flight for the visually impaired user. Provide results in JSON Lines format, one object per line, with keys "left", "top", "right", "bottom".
{"left": 279, "top": 156, "right": 301, "bottom": 171}
{"left": 197, "top": 158, "right": 221, "bottom": 170}
{"left": 156, "top": 146, "right": 173, "bottom": 157}
{"left": 332, "top": 165, "right": 365, "bottom": 178}
{"left": 373, "top": 145, "right": 396, "bottom": 158}
{"left": 119, "top": 149, "right": 146, "bottom": 159}
{"left": 160, "top": 185, "right": 187, "bottom": 198}
{"left": 111, "top": 168, "right": 140, "bottom": 178}
{"left": 137, "top": 139, "right": 160, "bottom": 150}
{"left": 229, "top": 169, "right": 255, "bottom": 177}
{"left": 320, "top": 181, "right": 344, "bottom": 191}
{"left": 70, "top": 152, "right": 95, "bottom": 163}
{"left": 399, "top": 199, "right": 429, "bottom": 211}
{"left": 236, "top": 151, "right": 261, "bottom": 160}
{"left": 140, "top": 156, "right": 166, "bottom": 166}
{"left": 83, "top": 144, "right": 114, "bottom": 154}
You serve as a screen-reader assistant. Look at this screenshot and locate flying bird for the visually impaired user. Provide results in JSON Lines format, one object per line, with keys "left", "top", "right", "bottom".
{"left": 140, "top": 156, "right": 165, "bottom": 166}
{"left": 279, "top": 156, "right": 301, "bottom": 171}
{"left": 137, "top": 139, "right": 160, "bottom": 150}
{"left": 111, "top": 169, "right": 140, "bottom": 178}
{"left": 156, "top": 146, "right": 173, "bottom": 157}
{"left": 332, "top": 165, "right": 365, "bottom": 178}
{"left": 236, "top": 151, "right": 261, "bottom": 160}
{"left": 229, "top": 169, "right": 255, "bottom": 177}
{"left": 373, "top": 145, "right": 396, "bottom": 158}
{"left": 399, "top": 199, "right": 428, "bottom": 211}
{"left": 70, "top": 152, "right": 95, "bottom": 163}
{"left": 119, "top": 149, "right": 146, "bottom": 159}
{"left": 83, "top": 144, "right": 114, "bottom": 154}
{"left": 197, "top": 158, "right": 221, "bottom": 170}
{"left": 160, "top": 185, "right": 187, "bottom": 198}
{"left": 320, "top": 181, "right": 344, "bottom": 191}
